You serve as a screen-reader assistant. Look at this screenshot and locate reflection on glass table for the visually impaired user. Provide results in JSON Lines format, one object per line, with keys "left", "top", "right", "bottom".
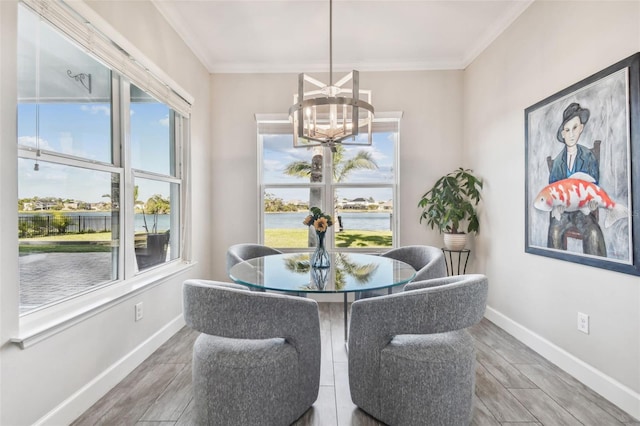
{"left": 229, "top": 252, "right": 416, "bottom": 341}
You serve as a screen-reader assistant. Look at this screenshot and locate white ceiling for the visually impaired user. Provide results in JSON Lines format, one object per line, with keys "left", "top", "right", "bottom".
{"left": 152, "top": 0, "right": 533, "bottom": 74}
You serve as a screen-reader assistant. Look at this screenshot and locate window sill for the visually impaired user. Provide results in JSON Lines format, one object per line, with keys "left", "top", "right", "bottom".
{"left": 11, "top": 260, "right": 197, "bottom": 349}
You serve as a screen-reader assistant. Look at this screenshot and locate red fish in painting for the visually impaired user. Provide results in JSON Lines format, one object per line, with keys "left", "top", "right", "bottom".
{"left": 533, "top": 172, "right": 628, "bottom": 228}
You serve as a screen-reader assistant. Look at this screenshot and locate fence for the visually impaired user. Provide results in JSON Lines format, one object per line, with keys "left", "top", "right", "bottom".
{"left": 18, "top": 214, "right": 113, "bottom": 238}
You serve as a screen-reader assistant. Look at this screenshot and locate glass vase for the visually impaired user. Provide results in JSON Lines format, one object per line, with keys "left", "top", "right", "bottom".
{"left": 310, "top": 266, "right": 329, "bottom": 290}
{"left": 311, "top": 231, "right": 330, "bottom": 269}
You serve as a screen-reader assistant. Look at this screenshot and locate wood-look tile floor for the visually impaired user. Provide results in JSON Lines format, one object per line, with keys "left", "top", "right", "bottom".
{"left": 72, "top": 303, "right": 639, "bottom": 426}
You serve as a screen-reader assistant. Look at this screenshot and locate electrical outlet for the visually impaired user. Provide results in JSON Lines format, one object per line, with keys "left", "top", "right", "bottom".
{"left": 577, "top": 312, "right": 589, "bottom": 334}
{"left": 135, "top": 302, "right": 144, "bottom": 321}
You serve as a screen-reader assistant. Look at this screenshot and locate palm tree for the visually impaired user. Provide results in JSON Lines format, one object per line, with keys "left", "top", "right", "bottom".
{"left": 133, "top": 185, "right": 150, "bottom": 232}
{"left": 133, "top": 186, "right": 170, "bottom": 233}
{"left": 333, "top": 253, "right": 378, "bottom": 290}
{"left": 144, "top": 194, "right": 170, "bottom": 233}
{"left": 283, "top": 145, "right": 378, "bottom": 182}
{"left": 284, "top": 145, "right": 378, "bottom": 246}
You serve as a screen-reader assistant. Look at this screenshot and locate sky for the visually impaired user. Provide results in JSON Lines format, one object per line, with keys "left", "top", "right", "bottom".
{"left": 263, "top": 131, "right": 396, "bottom": 203}
{"left": 18, "top": 101, "right": 396, "bottom": 208}
{"left": 18, "top": 2, "right": 172, "bottom": 206}
{"left": 18, "top": 101, "right": 171, "bottom": 204}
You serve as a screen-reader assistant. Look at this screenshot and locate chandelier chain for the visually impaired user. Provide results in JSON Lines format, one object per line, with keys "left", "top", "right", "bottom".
{"left": 329, "top": 0, "right": 333, "bottom": 86}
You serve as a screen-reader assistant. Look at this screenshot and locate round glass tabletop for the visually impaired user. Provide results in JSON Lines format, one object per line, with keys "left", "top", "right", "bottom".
{"left": 229, "top": 252, "right": 416, "bottom": 294}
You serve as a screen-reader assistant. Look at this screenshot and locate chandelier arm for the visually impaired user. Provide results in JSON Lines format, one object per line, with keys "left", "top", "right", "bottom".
{"left": 297, "top": 73, "right": 304, "bottom": 139}
{"left": 301, "top": 136, "right": 333, "bottom": 145}
{"left": 334, "top": 72, "right": 353, "bottom": 88}
{"left": 304, "top": 74, "right": 327, "bottom": 89}
{"left": 353, "top": 70, "right": 360, "bottom": 136}
{"left": 297, "top": 133, "right": 372, "bottom": 146}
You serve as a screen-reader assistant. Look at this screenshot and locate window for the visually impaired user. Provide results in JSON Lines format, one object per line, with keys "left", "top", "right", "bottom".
{"left": 130, "top": 85, "right": 182, "bottom": 271}
{"left": 258, "top": 115, "right": 400, "bottom": 251}
{"left": 17, "top": 3, "right": 188, "bottom": 315}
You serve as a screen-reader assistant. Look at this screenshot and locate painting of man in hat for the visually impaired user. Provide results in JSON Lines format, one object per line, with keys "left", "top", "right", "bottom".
{"left": 525, "top": 55, "right": 637, "bottom": 274}
{"left": 547, "top": 102, "right": 606, "bottom": 256}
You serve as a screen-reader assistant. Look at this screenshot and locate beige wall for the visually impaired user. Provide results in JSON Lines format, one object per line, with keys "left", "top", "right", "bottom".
{"left": 465, "top": 0, "right": 640, "bottom": 416}
{"left": 0, "top": 1, "right": 212, "bottom": 424}
{"left": 209, "top": 70, "right": 465, "bottom": 281}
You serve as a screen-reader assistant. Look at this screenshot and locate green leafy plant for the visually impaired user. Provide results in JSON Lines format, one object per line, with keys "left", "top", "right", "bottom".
{"left": 141, "top": 193, "right": 170, "bottom": 233}
{"left": 418, "top": 167, "right": 483, "bottom": 234}
{"left": 52, "top": 211, "right": 72, "bottom": 234}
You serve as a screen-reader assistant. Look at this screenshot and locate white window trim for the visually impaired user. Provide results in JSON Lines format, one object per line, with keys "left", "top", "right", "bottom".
{"left": 12, "top": 0, "right": 195, "bottom": 348}
{"left": 11, "top": 262, "right": 195, "bottom": 349}
{"left": 256, "top": 111, "right": 403, "bottom": 252}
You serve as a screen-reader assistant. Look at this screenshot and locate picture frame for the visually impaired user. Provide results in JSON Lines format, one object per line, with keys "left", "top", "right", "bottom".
{"left": 525, "top": 52, "right": 640, "bottom": 276}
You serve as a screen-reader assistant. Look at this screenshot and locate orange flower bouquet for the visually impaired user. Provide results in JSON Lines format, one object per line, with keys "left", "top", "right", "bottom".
{"left": 303, "top": 207, "right": 333, "bottom": 268}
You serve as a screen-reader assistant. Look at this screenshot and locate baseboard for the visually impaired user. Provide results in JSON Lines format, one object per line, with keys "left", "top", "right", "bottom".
{"left": 485, "top": 306, "right": 640, "bottom": 419}
{"left": 33, "top": 314, "right": 186, "bottom": 426}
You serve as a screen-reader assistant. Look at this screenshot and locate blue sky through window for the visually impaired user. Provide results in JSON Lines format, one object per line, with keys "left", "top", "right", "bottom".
{"left": 263, "top": 131, "right": 395, "bottom": 202}
{"left": 18, "top": 101, "right": 171, "bottom": 203}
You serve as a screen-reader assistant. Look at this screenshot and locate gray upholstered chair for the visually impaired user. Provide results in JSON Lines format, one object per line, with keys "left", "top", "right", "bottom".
{"left": 348, "top": 274, "right": 488, "bottom": 426}
{"left": 226, "top": 243, "right": 282, "bottom": 273}
{"left": 183, "top": 279, "right": 321, "bottom": 425}
{"left": 359, "top": 245, "right": 447, "bottom": 298}
{"left": 382, "top": 245, "right": 447, "bottom": 282}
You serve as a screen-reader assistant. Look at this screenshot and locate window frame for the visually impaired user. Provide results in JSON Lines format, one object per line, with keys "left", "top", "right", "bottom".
{"left": 13, "top": 0, "right": 193, "bottom": 339}
{"left": 257, "top": 112, "right": 402, "bottom": 253}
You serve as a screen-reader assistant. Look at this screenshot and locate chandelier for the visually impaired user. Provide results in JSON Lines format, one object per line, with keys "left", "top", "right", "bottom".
{"left": 289, "top": 0, "right": 374, "bottom": 151}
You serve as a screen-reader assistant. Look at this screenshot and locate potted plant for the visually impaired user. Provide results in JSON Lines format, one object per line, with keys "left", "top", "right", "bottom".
{"left": 418, "top": 167, "right": 483, "bottom": 250}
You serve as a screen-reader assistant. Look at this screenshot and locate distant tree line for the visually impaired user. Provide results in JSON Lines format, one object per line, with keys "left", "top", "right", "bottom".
{"left": 264, "top": 193, "right": 306, "bottom": 212}
{"left": 18, "top": 196, "right": 97, "bottom": 211}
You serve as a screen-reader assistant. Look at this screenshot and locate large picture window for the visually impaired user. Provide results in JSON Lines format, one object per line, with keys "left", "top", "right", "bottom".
{"left": 258, "top": 116, "right": 400, "bottom": 251}
{"left": 16, "top": 4, "right": 188, "bottom": 314}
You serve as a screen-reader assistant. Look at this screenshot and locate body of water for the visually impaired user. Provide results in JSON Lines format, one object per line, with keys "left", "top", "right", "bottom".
{"left": 266, "top": 212, "right": 392, "bottom": 231}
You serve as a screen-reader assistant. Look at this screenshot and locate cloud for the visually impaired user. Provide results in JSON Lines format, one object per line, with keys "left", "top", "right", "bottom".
{"left": 342, "top": 145, "right": 389, "bottom": 166}
{"left": 159, "top": 115, "right": 170, "bottom": 127}
{"left": 263, "top": 159, "right": 283, "bottom": 173}
{"left": 58, "top": 132, "right": 78, "bottom": 156}
{"left": 80, "top": 105, "right": 111, "bottom": 116}
{"left": 18, "top": 136, "right": 53, "bottom": 151}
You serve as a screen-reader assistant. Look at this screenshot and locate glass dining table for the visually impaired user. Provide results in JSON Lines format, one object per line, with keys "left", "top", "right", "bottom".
{"left": 228, "top": 251, "right": 416, "bottom": 341}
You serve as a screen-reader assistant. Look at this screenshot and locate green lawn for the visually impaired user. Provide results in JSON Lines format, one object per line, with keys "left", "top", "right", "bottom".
{"left": 19, "top": 232, "right": 113, "bottom": 242}
{"left": 19, "top": 244, "right": 112, "bottom": 254}
{"left": 19, "top": 229, "right": 392, "bottom": 252}
{"left": 265, "top": 229, "right": 392, "bottom": 248}
{"left": 19, "top": 232, "right": 114, "bottom": 254}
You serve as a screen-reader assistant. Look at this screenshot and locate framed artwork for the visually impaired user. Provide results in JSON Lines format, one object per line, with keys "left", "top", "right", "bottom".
{"left": 525, "top": 53, "right": 640, "bottom": 275}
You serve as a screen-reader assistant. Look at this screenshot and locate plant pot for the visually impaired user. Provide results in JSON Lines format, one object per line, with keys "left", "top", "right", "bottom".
{"left": 135, "top": 231, "right": 170, "bottom": 269}
{"left": 443, "top": 233, "right": 467, "bottom": 251}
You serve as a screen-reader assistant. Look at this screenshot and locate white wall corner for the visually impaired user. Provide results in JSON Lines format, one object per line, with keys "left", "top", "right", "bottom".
{"left": 484, "top": 307, "right": 640, "bottom": 420}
